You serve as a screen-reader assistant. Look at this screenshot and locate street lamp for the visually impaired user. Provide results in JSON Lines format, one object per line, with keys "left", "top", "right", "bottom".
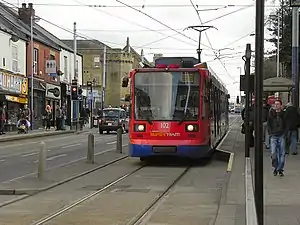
{"left": 30, "top": 14, "right": 40, "bottom": 129}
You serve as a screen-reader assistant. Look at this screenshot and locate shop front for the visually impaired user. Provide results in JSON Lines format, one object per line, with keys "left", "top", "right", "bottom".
{"left": 0, "top": 70, "right": 28, "bottom": 131}
{"left": 45, "top": 83, "right": 61, "bottom": 126}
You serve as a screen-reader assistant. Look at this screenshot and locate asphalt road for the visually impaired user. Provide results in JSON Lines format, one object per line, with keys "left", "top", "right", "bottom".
{"left": 0, "top": 131, "right": 129, "bottom": 183}
{"left": 0, "top": 114, "right": 239, "bottom": 184}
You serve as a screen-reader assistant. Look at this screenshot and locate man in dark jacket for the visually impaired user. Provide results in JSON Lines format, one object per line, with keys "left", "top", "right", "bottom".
{"left": 267, "top": 99, "right": 286, "bottom": 176}
{"left": 241, "top": 102, "right": 255, "bottom": 148}
{"left": 284, "top": 102, "right": 300, "bottom": 155}
{"left": 262, "top": 100, "right": 271, "bottom": 149}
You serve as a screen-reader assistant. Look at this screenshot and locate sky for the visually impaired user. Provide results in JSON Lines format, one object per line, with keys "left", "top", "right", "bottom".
{"left": 5, "top": 0, "right": 279, "bottom": 101}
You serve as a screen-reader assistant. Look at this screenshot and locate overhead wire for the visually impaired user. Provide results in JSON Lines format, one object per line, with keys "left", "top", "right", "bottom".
{"left": 71, "top": 0, "right": 201, "bottom": 48}
{"left": 8, "top": 3, "right": 282, "bottom": 8}
{"left": 189, "top": 0, "right": 236, "bottom": 82}
{"left": 113, "top": 0, "right": 214, "bottom": 50}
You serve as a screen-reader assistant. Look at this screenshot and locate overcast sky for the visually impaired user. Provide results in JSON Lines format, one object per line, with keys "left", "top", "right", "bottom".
{"left": 6, "top": 0, "right": 279, "bottom": 100}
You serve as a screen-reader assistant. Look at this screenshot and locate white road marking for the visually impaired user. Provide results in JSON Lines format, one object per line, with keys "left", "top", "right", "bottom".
{"left": 33, "top": 154, "right": 67, "bottom": 163}
{"left": 46, "top": 154, "right": 67, "bottom": 161}
{"left": 0, "top": 159, "right": 5, "bottom": 162}
{"left": 1, "top": 144, "right": 129, "bottom": 184}
{"left": 21, "top": 152, "right": 38, "bottom": 157}
{"left": 61, "top": 143, "right": 81, "bottom": 149}
{"left": 106, "top": 141, "right": 117, "bottom": 145}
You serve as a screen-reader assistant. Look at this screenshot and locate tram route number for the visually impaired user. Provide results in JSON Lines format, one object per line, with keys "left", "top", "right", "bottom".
{"left": 160, "top": 122, "right": 170, "bottom": 129}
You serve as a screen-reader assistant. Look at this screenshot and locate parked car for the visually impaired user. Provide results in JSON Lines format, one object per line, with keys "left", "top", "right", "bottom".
{"left": 98, "top": 108, "right": 129, "bottom": 134}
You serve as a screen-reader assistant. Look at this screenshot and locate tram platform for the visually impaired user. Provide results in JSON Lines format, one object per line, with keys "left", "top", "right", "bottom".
{"left": 216, "top": 115, "right": 300, "bottom": 225}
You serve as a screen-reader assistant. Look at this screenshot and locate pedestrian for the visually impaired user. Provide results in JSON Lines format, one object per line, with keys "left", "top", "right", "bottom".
{"left": 284, "top": 102, "right": 300, "bottom": 155}
{"left": 0, "top": 103, "right": 6, "bottom": 135}
{"left": 241, "top": 99, "right": 255, "bottom": 148}
{"left": 55, "top": 103, "right": 62, "bottom": 131}
{"left": 267, "top": 99, "right": 286, "bottom": 176}
{"left": 44, "top": 105, "right": 52, "bottom": 130}
{"left": 262, "top": 100, "right": 271, "bottom": 149}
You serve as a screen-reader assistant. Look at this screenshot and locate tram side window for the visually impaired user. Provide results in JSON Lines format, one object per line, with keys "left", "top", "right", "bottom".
{"left": 202, "top": 79, "right": 206, "bottom": 119}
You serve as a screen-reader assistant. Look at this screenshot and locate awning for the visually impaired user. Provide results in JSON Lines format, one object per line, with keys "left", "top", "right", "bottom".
{"left": 263, "top": 77, "right": 293, "bottom": 92}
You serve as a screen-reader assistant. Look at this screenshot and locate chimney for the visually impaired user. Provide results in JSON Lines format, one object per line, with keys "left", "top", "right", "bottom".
{"left": 18, "top": 3, "right": 35, "bottom": 25}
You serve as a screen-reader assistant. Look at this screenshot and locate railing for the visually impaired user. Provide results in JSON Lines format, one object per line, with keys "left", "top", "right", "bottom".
{"left": 245, "top": 157, "right": 258, "bottom": 225}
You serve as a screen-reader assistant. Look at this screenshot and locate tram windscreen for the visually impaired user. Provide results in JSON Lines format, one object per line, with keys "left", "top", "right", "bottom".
{"left": 134, "top": 71, "right": 200, "bottom": 121}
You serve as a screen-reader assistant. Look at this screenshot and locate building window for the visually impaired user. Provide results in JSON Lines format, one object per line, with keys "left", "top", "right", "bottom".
{"left": 50, "top": 54, "right": 55, "bottom": 60}
{"left": 64, "top": 56, "right": 68, "bottom": 78}
{"left": 2, "top": 58, "right": 5, "bottom": 67}
{"left": 33, "top": 48, "right": 38, "bottom": 75}
{"left": 76, "top": 60, "right": 79, "bottom": 76}
{"left": 93, "top": 56, "right": 100, "bottom": 68}
{"left": 12, "top": 45, "right": 18, "bottom": 72}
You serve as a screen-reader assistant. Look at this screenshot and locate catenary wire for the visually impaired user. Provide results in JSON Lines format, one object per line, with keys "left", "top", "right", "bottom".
{"left": 7, "top": 3, "right": 283, "bottom": 8}
{"left": 114, "top": 0, "right": 214, "bottom": 49}
{"left": 189, "top": 0, "right": 236, "bottom": 82}
{"left": 70, "top": 0, "right": 201, "bottom": 48}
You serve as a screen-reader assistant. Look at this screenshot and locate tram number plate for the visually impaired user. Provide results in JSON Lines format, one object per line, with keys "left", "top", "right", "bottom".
{"left": 160, "top": 122, "right": 170, "bottom": 129}
{"left": 152, "top": 146, "right": 177, "bottom": 153}
{"left": 108, "top": 123, "right": 112, "bottom": 126}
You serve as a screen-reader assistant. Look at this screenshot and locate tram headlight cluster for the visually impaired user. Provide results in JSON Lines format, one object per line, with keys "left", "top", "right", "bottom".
{"left": 185, "top": 124, "right": 198, "bottom": 132}
{"left": 134, "top": 124, "right": 145, "bottom": 132}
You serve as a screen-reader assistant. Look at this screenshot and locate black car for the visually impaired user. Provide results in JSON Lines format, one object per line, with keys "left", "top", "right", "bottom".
{"left": 98, "top": 108, "right": 129, "bottom": 134}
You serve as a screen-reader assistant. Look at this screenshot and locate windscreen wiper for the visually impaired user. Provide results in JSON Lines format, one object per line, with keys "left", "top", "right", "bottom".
{"left": 178, "top": 113, "right": 187, "bottom": 125}
{"left": 146, "top": 117, "right": 153, "bottom": 125}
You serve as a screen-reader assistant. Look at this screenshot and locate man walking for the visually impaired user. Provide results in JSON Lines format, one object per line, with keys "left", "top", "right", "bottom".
{"left": 267, "top": 100, "right": 286, "bottom": 176}
{"left": 284, "top": 102, "right": 300, "bottom": 155}
{"left": 262, "top": 100, "right": 271, "bottom": 149}
{"left": 0, "top": 103, "right": 6, "bottom": 135}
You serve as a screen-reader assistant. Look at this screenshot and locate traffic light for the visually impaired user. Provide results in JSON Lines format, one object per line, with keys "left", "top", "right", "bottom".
{"left": 71, "top": 79, "right": 78, "bottom": 100}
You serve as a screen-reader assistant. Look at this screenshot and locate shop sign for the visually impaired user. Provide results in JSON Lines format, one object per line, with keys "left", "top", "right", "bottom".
{"left": 0, "top": 72, "right": 28, "bottom": 95}
{"left": 5, "top": 95, "right": 28, "bottom": 104}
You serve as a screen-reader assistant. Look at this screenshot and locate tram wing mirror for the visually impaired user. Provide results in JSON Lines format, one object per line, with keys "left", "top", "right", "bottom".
{"left": 122, "top": 77, "right": 129, "bottom": 87}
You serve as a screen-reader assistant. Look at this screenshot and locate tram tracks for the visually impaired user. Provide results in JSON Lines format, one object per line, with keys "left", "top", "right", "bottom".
{"left": 29, "top": 165, "right": 192, "bottom": 225}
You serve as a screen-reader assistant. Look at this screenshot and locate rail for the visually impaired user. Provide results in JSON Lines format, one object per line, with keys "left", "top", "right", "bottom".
{"left": 245, "top": 157, "right": 258, "bottom": 225}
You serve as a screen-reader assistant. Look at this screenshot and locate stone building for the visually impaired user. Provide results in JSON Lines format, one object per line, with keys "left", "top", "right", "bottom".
{"left": 63, "top": 37, "right": 149, "bottom": 108}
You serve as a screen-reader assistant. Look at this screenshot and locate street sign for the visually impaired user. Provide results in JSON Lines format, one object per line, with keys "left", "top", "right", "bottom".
{"left": 45, "top": 60, "right": 56, "bottom": 74}
{"left": 290, "top": 0, "right": 300, "bottom": 6}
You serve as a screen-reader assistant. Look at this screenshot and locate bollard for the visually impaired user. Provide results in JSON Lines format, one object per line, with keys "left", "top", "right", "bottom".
{"left": 37, "top": 141, "right": 46, "bottom": 179}
{"left": 117, "top": 128, "right": 123, "bottom": 153}
{"left": 87, "top": 133, "right": 95, "bottom": 163}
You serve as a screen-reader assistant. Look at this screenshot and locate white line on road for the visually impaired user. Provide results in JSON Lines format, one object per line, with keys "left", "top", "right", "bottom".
{"left": 46, "top": 154, "right": 67, "bottom": 161}
{"left": 33, "top": 154, "right": 67, "bottom": 163}
{"left": 106, "top": 141, "right": 117, "bottom": 145}
{"left": 0, "top": 159, "right": 5, "bottom": 162}
{"left": 1, "top": 144, "right": 129, "bottom": 184}
{"left": 61, "top": 143, "right": 81, "bottom": 149}
{"left": 21, "top": 152, "right": 38, "bottom": 157}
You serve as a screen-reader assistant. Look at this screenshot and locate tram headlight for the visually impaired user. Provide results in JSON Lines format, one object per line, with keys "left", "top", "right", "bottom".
{"left": 134, "top": 124, "right": 145, "bottom": 132}
{"left": 185, "top": 124, "right": 198, "bottom": 132}
{"left": 187, "top": 125, "right": 194, "bottom": 131}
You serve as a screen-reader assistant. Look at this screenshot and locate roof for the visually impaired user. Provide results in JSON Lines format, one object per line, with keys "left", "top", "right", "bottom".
{"left": 62, "top": 39, "right": 112, "bottom": 50}
{"left": 123, "top": 45, "right": 150, "bottom": 65}
{"left": 0, "top": 3, "right": 61, "bottom": 50}
{"left": 0, "top": 3, "right": 83, "bottom": 53}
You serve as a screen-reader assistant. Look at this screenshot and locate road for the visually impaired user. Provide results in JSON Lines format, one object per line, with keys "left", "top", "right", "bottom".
{"left": 0, "top": 131, "right": 129, "bottom": 183}
{"left": 0, "top": 114, "right": 239, "bottom": 184}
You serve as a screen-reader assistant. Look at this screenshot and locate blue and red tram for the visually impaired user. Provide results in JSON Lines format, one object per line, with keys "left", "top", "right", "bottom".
{"left": 121, "top": 57, "right": 229, "bottom": 160}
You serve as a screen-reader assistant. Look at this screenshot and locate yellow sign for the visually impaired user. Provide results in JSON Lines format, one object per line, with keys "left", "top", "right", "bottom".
{"left": 0, "top": 72, "right": 28, "bottom": 95}
{"left": 150, "top": 132, "right": 180, "bottom": 137}
{"left": 5, "top": 95, "right": 28, "bottom": 104}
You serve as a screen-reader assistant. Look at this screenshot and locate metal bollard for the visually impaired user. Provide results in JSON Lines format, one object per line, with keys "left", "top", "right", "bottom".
{"left": 116, "top": 128, "right": 123, "bottom": 153}
{"left": 37, "top": 141, "right": 46, "bottom": 179}
{"left": 87, "top": 133, "right": 95, "bottom": 163}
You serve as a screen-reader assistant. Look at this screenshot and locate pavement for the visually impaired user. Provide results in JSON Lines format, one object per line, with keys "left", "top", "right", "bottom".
{"left": 0, "top": 126, "right": 93, "bottom": 142}
{"left": 251, "top": 140, "right": 300, "bottom": 224}
{"left": 214, "top": 116, "right": 246, "bottom": 225}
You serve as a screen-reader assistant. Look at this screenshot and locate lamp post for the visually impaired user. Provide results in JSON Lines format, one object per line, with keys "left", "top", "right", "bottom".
{"left": 30, "top": 14, "right": 40, "bottom": 129}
